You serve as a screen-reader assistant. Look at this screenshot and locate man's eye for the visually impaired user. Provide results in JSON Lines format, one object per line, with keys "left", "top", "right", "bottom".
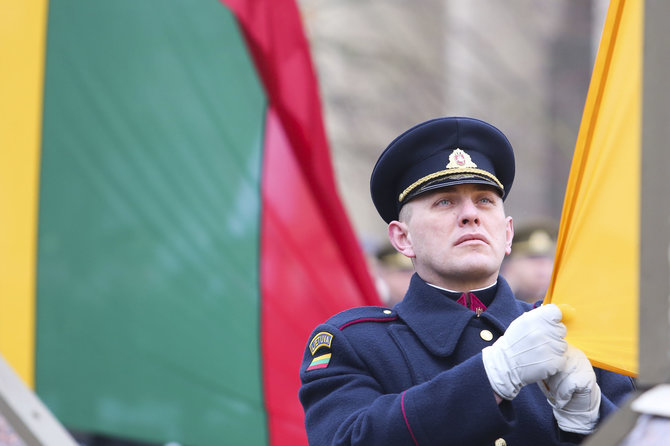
{"left": 436, "top": 199, "right": 451, "bottom": 206}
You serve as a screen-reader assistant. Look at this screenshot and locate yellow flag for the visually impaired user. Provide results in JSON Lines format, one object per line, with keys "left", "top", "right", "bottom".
{"left": 0, "top": 0, "right": 48, "bottom": 386}
{"left": 545, "top": 0, "right": 641, "bottom": 377}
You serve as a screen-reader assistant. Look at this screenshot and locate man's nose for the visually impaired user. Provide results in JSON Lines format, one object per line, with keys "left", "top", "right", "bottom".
{"left": 459, "top": 200, "right": 480, "bottom": 226}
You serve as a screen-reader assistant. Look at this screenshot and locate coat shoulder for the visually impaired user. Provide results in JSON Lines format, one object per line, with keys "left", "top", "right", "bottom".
{"left": 326, "top": 306, "right": 398, "bottom": 331}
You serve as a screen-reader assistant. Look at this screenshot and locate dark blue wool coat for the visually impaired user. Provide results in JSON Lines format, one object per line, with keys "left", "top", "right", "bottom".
{"left": 299, "top": 274, "right": 634, "bottom": 446}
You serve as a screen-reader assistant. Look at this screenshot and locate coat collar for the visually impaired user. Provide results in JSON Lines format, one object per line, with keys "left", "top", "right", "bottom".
{"left": 395, "top": 274, "right": 533, "bottom": 357}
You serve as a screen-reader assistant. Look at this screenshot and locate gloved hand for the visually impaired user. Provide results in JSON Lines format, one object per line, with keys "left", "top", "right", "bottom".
{"left": 539, "top": 345, "right": 601, "bottom": 434}
{"left": 482, "top": 304, "right": 568, "bottom": 400}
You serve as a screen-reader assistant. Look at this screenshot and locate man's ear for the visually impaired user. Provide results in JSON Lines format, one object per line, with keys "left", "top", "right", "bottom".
{"left": 388, "top": 220, "right": 416, "bottom": 258}
{"left": 505, "top": 216, "right": 514, "bottom": 255}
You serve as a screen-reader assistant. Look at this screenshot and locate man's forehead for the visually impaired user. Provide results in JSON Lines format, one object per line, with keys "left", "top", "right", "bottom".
{"left": 418, "top": 183, "right": 503, "bottom": 197}
{"left": 398, "top": 182, "right": 505, "bottom": 221}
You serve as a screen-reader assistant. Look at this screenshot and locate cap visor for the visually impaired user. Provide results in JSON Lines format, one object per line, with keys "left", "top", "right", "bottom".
{"left": 405, "top": 176, "right": 503, "bottom": 202}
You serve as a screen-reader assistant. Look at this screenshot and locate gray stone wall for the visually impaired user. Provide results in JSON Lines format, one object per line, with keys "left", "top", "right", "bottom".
{"left": 299, "top": 0, "right": 604, "bottom": 247}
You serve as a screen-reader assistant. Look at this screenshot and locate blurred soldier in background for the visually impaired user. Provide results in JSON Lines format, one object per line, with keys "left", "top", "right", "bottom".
{"left": 501, "top": 220, "right": 558, "bottom": 304}
{"left": 372, "top": 243, "right": 414, "bottom": 306}
{"left": 0, "top": 415, "right": 25, "bottom": 446}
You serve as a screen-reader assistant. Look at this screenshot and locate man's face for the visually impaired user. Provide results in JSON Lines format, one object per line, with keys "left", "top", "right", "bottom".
{"left": 389, "top": 183, "right": 513, "bottom": 290}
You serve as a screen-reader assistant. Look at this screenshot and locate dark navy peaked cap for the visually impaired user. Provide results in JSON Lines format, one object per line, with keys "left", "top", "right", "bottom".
{"left": 370, "top": 117, "right": 515, "bottom": 223}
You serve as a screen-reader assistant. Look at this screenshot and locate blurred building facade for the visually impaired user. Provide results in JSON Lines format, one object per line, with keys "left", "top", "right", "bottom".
{"left": 298, "top": 0, "right": 608, "bottom": 245}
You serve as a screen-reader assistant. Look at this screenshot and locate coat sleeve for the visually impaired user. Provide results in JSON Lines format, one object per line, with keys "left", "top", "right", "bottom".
{"left": 299, "top": 323, "right": 515, "bottom": 446}
{"left": 596, "top": 368, "right": 636, "bottom": 420}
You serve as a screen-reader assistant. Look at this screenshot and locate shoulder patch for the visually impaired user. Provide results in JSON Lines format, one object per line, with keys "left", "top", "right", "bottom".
{"left": 309, "top": 331, "right": 333, "bottom": 355}
{"left": 327, "top": 306, "right": 397, "bottom": 330}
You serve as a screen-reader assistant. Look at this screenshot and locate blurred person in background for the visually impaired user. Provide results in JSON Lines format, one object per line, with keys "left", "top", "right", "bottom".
{"left": 372, "top": 243, "right": 414, "bottom": 307}
{"left": 0, "top": 415, "right": 26, "bottom": 446}
{"left": 501, "top": 220, "right": 559, "bottom": 304}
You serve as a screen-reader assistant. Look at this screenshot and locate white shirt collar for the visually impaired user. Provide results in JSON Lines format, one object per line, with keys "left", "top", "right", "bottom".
{"left": 426, "top": 281, "right": 497, "bottom": 294}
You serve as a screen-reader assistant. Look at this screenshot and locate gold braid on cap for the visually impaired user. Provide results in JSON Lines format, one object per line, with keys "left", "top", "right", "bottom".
{"left": 398, "top": 167, "right": 504, "bottom": 203}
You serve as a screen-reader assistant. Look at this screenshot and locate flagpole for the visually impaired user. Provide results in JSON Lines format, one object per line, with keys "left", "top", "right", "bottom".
{"left": 637, "top": 0, "right": 670, "bottom": 388}
{"left": 0, "top": 354, "right": 78, "bottom": 445}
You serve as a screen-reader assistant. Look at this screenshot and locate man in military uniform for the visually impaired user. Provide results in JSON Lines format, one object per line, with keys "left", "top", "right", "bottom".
{"left": 299, "top": 117, "right": 634, "bottom": 445}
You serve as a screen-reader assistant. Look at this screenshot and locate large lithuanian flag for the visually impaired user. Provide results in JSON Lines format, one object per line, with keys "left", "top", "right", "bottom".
{"left": 0, "top": 1, "right": 380, "bottom": 444}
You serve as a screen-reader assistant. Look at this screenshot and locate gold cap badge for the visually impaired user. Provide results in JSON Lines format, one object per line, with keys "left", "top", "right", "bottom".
{"left": 398, "top": 147, "right": 503, "bottom": 203}
{"left": 446, "top": 148, "right": 477, "bottom": 169}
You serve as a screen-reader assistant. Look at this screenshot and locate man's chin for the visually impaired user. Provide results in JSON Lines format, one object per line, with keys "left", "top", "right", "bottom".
{"left": 452, "top": 260, "right": 498, "bottom": 282}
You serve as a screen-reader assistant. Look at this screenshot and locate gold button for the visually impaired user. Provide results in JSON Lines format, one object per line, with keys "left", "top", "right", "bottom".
{"left": 495, "top": 438, "right": 506, "bottom": 446}
{"left": 383, "top": 309, "right": 392, "bottom": 315}
{"left": 480, "top": 330, "right": 493, "bottom": 341}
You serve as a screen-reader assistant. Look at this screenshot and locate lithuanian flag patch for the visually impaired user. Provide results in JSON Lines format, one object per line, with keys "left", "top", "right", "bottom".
{"left": 306, "top": 353, "right": 332, "bottom": 371}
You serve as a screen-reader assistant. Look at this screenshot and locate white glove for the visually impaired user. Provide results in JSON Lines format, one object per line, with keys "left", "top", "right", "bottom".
{"left": 482, "top": 304, "right": 568, "bottom": 400}
{"left": 539, "top": 345, "right": 601, "bottom": 434}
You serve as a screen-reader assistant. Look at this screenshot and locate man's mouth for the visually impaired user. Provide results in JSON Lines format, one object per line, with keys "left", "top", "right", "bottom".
{"left": 455, "top": 234, "right": 488, "bottom": 246}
